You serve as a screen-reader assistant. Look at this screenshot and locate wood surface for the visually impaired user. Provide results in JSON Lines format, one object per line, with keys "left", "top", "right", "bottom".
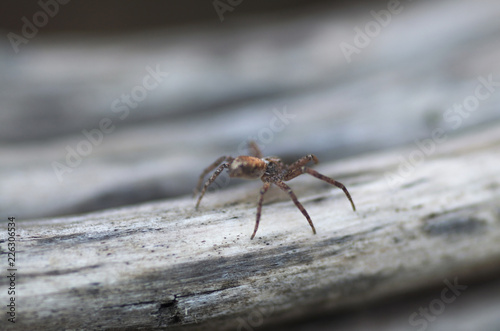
{"left": 1, "top": 0, "right": 500, "bottom": 330}
{"left": 2, "top": 124, "right": 500, "bottom": 330}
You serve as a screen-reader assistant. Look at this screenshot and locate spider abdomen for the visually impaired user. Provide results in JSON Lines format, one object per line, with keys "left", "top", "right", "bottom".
{"left": 228, "top": 156, "right": 267, "bottom": 179}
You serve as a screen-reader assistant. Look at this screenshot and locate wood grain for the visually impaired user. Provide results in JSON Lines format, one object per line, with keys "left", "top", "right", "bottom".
{"left": 3, "top": 124, "right": 500, "bottom": 330}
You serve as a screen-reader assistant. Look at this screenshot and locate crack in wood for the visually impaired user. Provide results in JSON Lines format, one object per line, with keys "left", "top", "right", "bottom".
{"left": 422, "top": 209, "right": 487, "bottom": 236}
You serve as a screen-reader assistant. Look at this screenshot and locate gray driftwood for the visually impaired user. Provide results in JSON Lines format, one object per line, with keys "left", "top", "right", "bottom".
{"left": 2, "top": 124, "right": 500, "bottom": 330}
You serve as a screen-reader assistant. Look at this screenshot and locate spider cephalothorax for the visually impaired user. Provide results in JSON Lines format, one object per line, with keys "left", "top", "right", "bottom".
{"left": 194, "top": 141, "right": 356, "bottom": 239}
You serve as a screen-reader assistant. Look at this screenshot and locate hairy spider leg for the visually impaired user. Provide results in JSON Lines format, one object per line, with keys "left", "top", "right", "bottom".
{"left": 251, "top": 182, "right": 271, "bottom": 239}
{"left": 288, "top": 154, "right": 319, "bottom": 170}
{"left": 274, "top": 181, "right": 317, "bottom": 235}
{"left": 296, "top": 167, "right": 356, "bottom": 212}
{"left": 195, "top": 162, "right": 231, "bottom": 209}
{"left": 248, "top": 141, "right": 263, "bottom": 159}
{"left": 194, "top": 156, "right": 233, "bottom": 197}
{"left": 284, "top": 154, "right": 319, "bottom": 180}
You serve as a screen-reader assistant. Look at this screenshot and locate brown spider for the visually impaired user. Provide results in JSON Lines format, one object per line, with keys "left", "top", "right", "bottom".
{"left": 194, "top": 141, "right": 356, "bottom": 239}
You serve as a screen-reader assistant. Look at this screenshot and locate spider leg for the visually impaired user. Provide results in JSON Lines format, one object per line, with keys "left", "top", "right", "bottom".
{"left": 300, "top": 167, "right": 356, "bottom": 211}
{"left": 283, "top": 168, "right": 302, "bottom": 181}
{"left": 248, "top": 141, "right": 263, "bottom": 159}
{"left": 194, "top": 156, "right": 233, "bottom": 197}
{"left": 251, "top": 182, "right": 270, "bottom": 239}
{"left": 275, "top": 181, "right": 316, "bottom": 235}
{"left": 284, "top": 154, "right": 319, "bottom": 180}
{"left": 195, "top": 162, "right": 231, "bottom": 209}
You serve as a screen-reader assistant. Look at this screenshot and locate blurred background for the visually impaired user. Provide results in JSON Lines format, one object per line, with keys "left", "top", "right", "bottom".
{"left": 1, "top": 0, "right": 499, "bottom": 218}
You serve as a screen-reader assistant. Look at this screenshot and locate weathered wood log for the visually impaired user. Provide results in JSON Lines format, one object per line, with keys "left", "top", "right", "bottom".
{"left": 2, "top": 124, "right": 500, "bottom": 330}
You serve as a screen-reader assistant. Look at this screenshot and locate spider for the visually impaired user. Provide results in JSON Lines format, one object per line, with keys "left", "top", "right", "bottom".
{"left": 194, "top": 141, "right": 356, "bottom": 239}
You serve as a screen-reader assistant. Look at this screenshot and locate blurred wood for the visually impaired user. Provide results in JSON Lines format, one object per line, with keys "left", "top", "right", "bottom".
{"left": 2, "top": 0, "right": 500, "bottom": 220}
{"left": 3, "top": 125, "right": 500, "bottom": 330}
